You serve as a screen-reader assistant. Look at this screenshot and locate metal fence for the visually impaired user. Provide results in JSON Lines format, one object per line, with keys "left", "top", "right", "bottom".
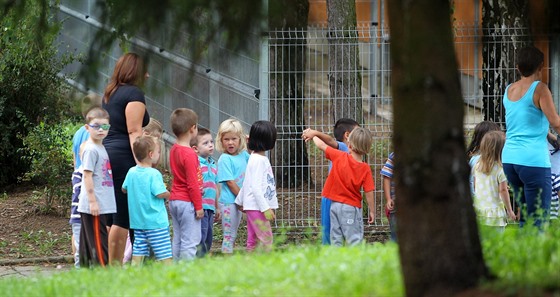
{"left": 267, "top": 23, "right": 558, "bottom": 233}
{"left": 56, "top": 1, "right": 558, "bottom": 234}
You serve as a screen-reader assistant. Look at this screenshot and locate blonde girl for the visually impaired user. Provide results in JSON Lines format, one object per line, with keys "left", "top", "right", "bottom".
{"left": 216, "top": 119, "right": 250, "bottom": 253}
{"left": 473, "top": 131, "right": 516, "bottom": 231}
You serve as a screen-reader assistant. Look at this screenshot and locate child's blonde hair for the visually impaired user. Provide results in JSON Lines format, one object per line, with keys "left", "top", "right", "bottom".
{"left": 348, "top": 127, "right": 373, "bottom": 155}
{"left": 143, "top": 117, "right": 163, "bottom": 138}
{"left": 216, "top": 118, "right": 247, "bottom": 154}
{"left": 170, "top": 108, "right": 198, "bottom": 137}
{"left": 476, "top": 130, "right": 505, "bottom": 175}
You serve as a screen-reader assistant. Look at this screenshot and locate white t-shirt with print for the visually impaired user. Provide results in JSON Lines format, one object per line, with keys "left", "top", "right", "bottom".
{"left": 235, "top": 153, "right": 278, "bottom": 212}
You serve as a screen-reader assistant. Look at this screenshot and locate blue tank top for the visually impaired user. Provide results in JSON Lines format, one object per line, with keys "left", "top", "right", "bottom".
{"left": 502, "top": 81, "right": 550, "bottom": 167}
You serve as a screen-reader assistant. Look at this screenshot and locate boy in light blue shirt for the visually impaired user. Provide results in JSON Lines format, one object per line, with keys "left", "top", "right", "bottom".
{"left": 122, "top": 135, "right": 171, "bottom": 265}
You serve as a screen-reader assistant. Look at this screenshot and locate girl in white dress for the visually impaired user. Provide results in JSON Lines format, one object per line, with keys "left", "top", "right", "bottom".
{"left": 473, "top": 131, "right": 517, "bottom": 231}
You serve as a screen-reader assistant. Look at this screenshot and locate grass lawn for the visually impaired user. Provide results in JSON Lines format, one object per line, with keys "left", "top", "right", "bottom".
{"left": 0, "top": 223, "right": 558, "bottom": 296}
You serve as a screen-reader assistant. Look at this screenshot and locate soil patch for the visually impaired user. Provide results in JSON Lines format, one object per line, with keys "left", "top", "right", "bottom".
{"left": 0, "top": 186, "right": 71, "bottom": 260}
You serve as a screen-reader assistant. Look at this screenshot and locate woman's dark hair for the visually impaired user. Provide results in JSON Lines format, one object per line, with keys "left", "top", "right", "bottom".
{"left": 333, "top": 118, "right": 359, "bottom": 142}
{"left": 248, "top": 120, "right": 277, "bottom": 151}
{"left": 466, "top": 120, "right": 501, "bottom": 157}
{"left": 516, "top": 46, "right": 544, "bottom": 77}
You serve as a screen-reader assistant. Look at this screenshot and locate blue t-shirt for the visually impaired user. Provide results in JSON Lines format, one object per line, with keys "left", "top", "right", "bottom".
{"left": 217, "top": 150, "right": 250, "bottom": 204}
{"left": 72, "top": 126, "right": 89, "bottom": 169}
{"left": 199, "top": 156, "right": 218, "bottom": 211}
{"left": 502, "top": 81, "right": 550, "bottom": 167}
{"left": 469, "top": 154, "right": 481, "bottom": 196}
{"left": 122, "top": 166, "right": 169, "bottom": 230}
{"left": 327, "top": 141, "right": 349, "bottom": 172}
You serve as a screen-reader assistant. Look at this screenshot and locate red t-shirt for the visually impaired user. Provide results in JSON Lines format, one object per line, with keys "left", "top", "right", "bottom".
{"left": 322, "top": 146, "right": 375, "bottom": 208}
{"left": 169, "top": 144, "right": 203, "bottom": 210}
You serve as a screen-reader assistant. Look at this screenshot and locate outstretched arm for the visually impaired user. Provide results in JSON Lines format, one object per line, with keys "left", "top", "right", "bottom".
{"left": 302, "top": 128, "right": 338, "bottom": 149}
{"left": 311, "top": 136, "right": 328, "bottom": 152}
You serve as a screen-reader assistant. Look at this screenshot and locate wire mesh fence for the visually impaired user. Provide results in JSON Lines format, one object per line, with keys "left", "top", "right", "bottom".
{"left": 267, "top": 23, "right": 549, "bottom": 233}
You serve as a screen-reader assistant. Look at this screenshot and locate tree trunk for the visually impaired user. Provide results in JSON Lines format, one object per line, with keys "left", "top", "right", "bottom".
{"left": 387, "top": 1, "right": 490, "bottom": 296}
{"left": 482, "top": 0, "right": 531, "bottom": 125}
{"left": 326, "top": 0, "right": 363, "bottom": 123}
{"left": 269, "top": 0, "right": 309, "bottom": 188}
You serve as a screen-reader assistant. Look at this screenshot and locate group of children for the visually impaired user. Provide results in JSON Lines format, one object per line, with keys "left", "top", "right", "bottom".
{"left": 467, "top": 120, "right": 560, "bottom": 232}
{"left": 71, "top": 96, "right": 285, "bottom": 267}
{"left": 72, "top": 92, "right": 552, "bottom": 267}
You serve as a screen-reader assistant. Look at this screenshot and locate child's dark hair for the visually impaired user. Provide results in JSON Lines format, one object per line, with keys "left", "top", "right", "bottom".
{"left": 85, "top": 107, "right": 110, "bottom": 124}
{"left": 516, "top": 46, "right": 544, "bottom": 77}
{"left": 247, "top": 120, "right": 277, "bottom": 152}
{"left": 190, "top": 127, "right": 211, "bottom": 147}
{"left": 170, "top": 108, "right": 198, "bottom": 137}
{"left": 333, "top": 118, "right": 359, "bottom": 142}
{"left": 467, "top": 121, "right": 500, "bottom": 157}
{"left": 132, "top": 135, "right": 157, "bottom": 162}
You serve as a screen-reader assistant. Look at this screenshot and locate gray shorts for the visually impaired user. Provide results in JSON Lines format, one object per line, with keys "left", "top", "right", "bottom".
{"left": 330, "top": 202, "right": 364, "bottom": 246}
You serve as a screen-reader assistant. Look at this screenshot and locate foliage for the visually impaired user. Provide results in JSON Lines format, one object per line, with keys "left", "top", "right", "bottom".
{"left": 481, "top": 222, "right": 560, "bottom": 294}
{"left": 19, "top": 120, "right": 81, "bottom": 214}
{"left": 0, "top": 0, "right": 75, "bottom": 188}
{"left": 17, "top": 230, "right": 71, "bottom": 257}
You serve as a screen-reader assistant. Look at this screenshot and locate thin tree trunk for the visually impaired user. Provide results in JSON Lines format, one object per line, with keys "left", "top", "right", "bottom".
{"left": 482, "top": 0, "right": 531, "bottom": 125}
{"left": 326, "top": 0, "right": 362, "bottom": 123}
{"left": 269, "top": 0, "right": 309, "bottom": 188}
{"left": 387, "top": 1, "right": 490, "bottom": 296}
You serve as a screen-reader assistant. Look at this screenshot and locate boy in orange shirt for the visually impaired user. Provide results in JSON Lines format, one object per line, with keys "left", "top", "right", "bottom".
{"left": 308, "top": 127, "right": 375, "bottom": 246}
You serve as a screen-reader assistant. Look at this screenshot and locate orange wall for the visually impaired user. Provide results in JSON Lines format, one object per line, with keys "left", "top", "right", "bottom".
{"left": 309, "top": 0, "right": 550, "bottom": 82}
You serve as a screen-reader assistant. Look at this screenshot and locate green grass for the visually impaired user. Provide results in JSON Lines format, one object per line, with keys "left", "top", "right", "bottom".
{"left": 0, "top": 223, "right": 558, "bottom": 296}
{"left": 0, "top": 244, "right": 403, "bottom": 296}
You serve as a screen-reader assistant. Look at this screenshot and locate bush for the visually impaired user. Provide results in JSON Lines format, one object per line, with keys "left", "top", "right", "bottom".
{"left": 19, "top": 120, "right": 82, "bottom": 214}
{"left": 0, "top": 0, "right": 76, "bottom": 188}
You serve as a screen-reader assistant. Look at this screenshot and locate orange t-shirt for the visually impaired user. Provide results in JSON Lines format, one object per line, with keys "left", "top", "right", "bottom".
{"left": 322, "top": 146, "right": 375, "bottom": 208}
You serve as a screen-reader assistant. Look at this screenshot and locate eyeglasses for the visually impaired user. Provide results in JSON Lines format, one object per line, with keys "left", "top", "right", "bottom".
{"left": 88, "top": 124, "right": 111, "bottom": 131}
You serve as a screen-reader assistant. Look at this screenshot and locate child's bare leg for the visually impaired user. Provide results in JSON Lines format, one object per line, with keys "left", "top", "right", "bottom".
{"left": 108, "top": 225, "right": 128, "bottom": 266}
{"left": 131, "top": 256, "right": 144, "bottom": 266}
{"left": 160, "top": 258, "right": 172, "bottom": 265}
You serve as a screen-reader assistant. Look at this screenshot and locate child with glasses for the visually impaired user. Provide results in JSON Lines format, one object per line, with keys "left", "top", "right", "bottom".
{"left": 69, "top": 93, "right": 101, "bottom": 268}
{"left": 77, "top": 107, "right": 116, "bottom": 267}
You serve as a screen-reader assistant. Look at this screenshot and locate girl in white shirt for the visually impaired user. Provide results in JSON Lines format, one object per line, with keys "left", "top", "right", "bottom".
{"left": 235, "top": 120, "right": 278, "bottom": 252}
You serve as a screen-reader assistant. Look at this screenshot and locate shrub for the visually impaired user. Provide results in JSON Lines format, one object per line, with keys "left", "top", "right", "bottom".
{"left": 0, "top": 0, "right": 75, "bottom": 188}
{"left": 19, "top": 120, "right": 81, "bottom": 214}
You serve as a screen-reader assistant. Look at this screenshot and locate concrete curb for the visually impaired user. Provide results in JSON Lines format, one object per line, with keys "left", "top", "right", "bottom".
{"left": 0, "top": 256, "right": 73, "bottom": 266}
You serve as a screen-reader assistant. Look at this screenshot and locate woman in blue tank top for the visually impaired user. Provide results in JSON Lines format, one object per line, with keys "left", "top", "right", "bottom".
{"left": 502, "top": 46, "right": 560, "bottom": 228}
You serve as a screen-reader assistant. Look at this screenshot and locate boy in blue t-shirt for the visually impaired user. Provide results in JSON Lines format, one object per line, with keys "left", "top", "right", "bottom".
{"left": 191, "top": 127, "right": 221, "bottom": 257}
{"left": 122, "top": 135, "right": 171, "bottom": 265}
{"left": 301, "top": 118, "right": 359, "bottom": 245}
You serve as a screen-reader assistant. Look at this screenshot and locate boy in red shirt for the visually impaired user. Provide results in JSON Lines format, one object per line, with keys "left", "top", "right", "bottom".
{"left": 169, "top": 108, "right": 204, "bottom": 261}
{"left": 309, "top": 127, "right": 375, "bottom": 246}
